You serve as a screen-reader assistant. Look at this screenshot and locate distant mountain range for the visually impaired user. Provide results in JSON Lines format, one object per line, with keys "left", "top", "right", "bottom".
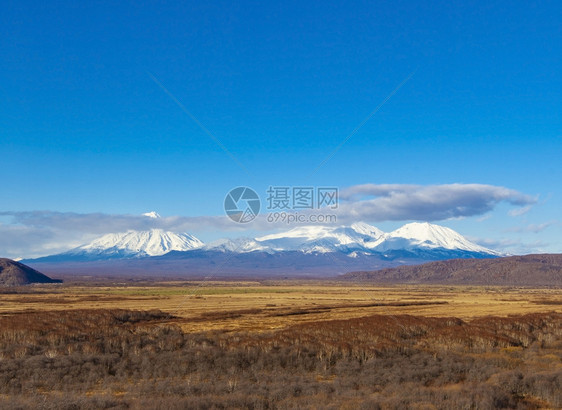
{"left": 24, "top": 221, "right": 501, "bottom": 277}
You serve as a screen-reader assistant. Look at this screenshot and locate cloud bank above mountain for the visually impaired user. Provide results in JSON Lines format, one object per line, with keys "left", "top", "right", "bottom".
{"left": 337, "top": 183, "right": 536, "bottom": 222}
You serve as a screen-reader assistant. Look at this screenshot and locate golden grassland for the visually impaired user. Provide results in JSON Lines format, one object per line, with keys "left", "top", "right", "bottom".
{"left": 1, "top": 281, "right": 560, "bottom": 332}
{"left": 1, "top": 280, "right": 561, "bottom": 409}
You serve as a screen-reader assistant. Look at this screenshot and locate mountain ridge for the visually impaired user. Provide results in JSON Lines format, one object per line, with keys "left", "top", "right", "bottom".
{"left": 342, "top": 254, "right": 562, "bottom": 286}
{"left": 24, "top": 223, "right": 501, "bottom": 276}
{"left": 26, "top": 222, "right": 499, "bottom": 261}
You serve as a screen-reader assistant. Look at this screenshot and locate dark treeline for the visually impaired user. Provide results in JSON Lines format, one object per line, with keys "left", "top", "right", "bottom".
{"left": 0, "top": 309, "right": 560, "bottom": 409}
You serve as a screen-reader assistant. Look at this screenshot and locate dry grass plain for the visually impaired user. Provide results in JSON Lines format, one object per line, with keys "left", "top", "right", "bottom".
{"left": 1, "top": 281, "right": 560, "bottom": 332}
{"left": 1, "top": 281, "right": 561, "bottom": 409}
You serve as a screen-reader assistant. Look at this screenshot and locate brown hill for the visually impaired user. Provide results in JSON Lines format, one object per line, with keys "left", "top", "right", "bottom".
{"left": 0, "top": 258, "right": 62, "bottom": 286}
{"left": 343, "top": 254, "right": 562, "bottom": 286}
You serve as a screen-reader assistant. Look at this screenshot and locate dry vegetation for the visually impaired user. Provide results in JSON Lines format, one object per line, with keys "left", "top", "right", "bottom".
{"left": 0, "top": 282, "right": 561, "bottom": 409}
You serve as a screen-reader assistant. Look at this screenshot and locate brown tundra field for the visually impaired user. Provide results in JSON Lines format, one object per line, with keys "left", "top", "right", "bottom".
{"left": 0, "top": 281, "right": 561, "bottom": 409}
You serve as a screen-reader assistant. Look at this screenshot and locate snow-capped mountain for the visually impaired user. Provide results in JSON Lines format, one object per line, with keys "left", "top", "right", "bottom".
{"left": 32, "top": 229, "right": 204, "bottom": 261}
{"left": 78, "top": 229, "right": 204, "bottom": 256}
{"left": 200, "top": 221, "right": 497, "bottom": 257}
{"left": 51, "top": 211, "right": 203, "bottom": 259}
{"left": 199, "top": 223, "right": 386, "bottom": 254}
{"left": 368, "top": 222, "right": 501, "bottom": 255}
{"left": 25, "top": 221, "right": 500, "bottom": 270}
{"left": 204, "top": 237, "right": 272, "bottom": 253}
{"left": 255, "top": 222, "right": 384, "bottom": 253}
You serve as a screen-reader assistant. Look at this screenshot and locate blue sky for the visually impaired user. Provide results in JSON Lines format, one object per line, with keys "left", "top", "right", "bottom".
{"left": 1, "top": 0, "right": 561, "bottom": 258}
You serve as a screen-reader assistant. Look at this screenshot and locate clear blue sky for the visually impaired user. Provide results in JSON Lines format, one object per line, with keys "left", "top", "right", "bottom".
{"left": 1, "top": 0, "right": 561, "bottom": 257}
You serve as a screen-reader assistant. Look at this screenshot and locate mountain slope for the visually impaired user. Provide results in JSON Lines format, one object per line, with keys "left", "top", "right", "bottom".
{"left": 255, "top": 222, "right": 385, "bottom": 253}
{"left": 0, "top": 258, "right": 62, "bottom": 286}
{"left": 369, "top": 222, "right": 500, "bottom": 254}
{"left": 78, "top": 229, "right": 204, "bottom": 256}
{"left": 343, "top": 254, "right": 562, "bottom": 285}
{"left": 203, "top": 237, "right": 271, "bottom": 253}
{"left": 29, "top": 229, "right": 204, "bottom": 262}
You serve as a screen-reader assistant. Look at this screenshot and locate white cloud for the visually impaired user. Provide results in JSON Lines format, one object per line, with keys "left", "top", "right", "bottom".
{"left": 474, "top": 237, "right": 551, "bottom": 255}
{"left": 504, "top": 221, "right": 559, "bottom": 234}
{"left": 508, "top": 205, "right": 533, "bottom": 217}
{"left": 477, "top": 214, "right": 492, "bottom": 222}
{"left": 336, "top": 183, "right": 536, "bottom": 222}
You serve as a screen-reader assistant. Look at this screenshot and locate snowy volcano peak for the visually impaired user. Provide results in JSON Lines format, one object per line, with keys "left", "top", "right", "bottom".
{"left": 142, "top": 211, "right": 161, "bottom": 219}
{"left": 74, "top": 229, "right": 203, "bottom": 257}
{"left": 255, "top": 222, "right": 384, "bottom": 253}
{"left": 373, "top": 222, "right": 498, "bottom": 254}
{"left": 389, "top": 222, "right": 477, "bottom": 248}
{"left": 349, "top": 222, "right": 384, "bottom": 239}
